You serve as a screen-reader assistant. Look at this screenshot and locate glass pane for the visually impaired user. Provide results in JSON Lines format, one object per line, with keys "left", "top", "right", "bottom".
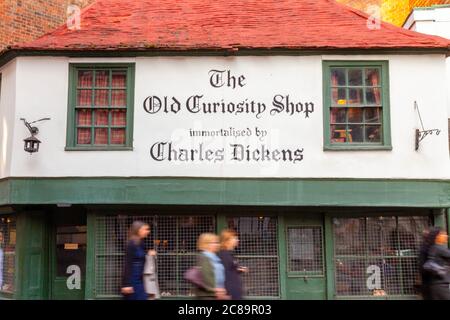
{"left": 365, "top": 68, "right": 380, "bottom": 86}
{"left": 365, "top": 125, "right": 382, "bottom": 143}
{"left": 111, "top": 129, "right": 126, "bottom": 145}
{"left": 111, "top": 90, "right": 126, "bottom": 107}
{"left": 77, "top": 128, "right": 91, "bottom": 144}
{"left": 94, "top": 109, "right": 109, "bottom": 126}
{"left": 330, "top": 125, "right": 350, "bottom": 143}
{"left": 330, "top": 108, "right": 346, "bottom": 123}
{"left": 347, "top": 124, "right": 363, "bottom": 143}
{"left": 348, "top": 108, "right": 363, "bottom": 123}
{"left": 0, "top": 217, "right": 17, "bottom": 293}
{"left": 95, "top": 70, "right": 109, "bottom": 87}
{"left": 76, "top": 109, "right": 92, "bottom": 126}
{"left": 366, "top": 88, "right": 381, "bottom": 105}
{"left": 55, "top": 225, "right": 87, "bottom": 277}
{"left": 365, "top": 108, "right": 381, "bottom": 123}
{"left": 348, "top": 69, "right": 363, "bottom": 86}
{"left": 77, "top": 70, "right": 93, "bottom": 87}
{"left": 112, "top": 71, "right": 127, "bottom": 88}
{"left": 111, "top": 109, "right": 127, "bottom": 126}
{"left": 331, "top": 68, "right": 346, "bottom": 86}
{"left": 77, "top": 89, "right": 92, "bottom": 106}
{"left": 95, "top": 90, "right": 109, "bottom": 107}
{"left": 348, "top": 88, "right": 363, "bottom": 105}
{"left": 288, "top": 227, "right": 323, "bottom": 274}
{"left": 94, "top": 128, "right": 108, "bottom": 144}
{"left": 332, "top": 88, "right": 346, "bottom": 105}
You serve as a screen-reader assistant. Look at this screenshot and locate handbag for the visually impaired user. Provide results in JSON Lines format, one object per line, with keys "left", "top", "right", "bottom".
{"left": 422, "top": 260, "right": 447, "bottom": 278}
{"left": 183, "top": 266, "right": 206, "bottom": 289}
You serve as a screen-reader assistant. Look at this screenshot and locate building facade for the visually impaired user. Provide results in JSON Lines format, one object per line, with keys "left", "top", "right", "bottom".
{"left": 0, "top": 0, "right": 449, "bottom": 300}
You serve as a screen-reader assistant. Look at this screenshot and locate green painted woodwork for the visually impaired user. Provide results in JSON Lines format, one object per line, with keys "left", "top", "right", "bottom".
{"left": 16, "top": 211, "right": 49, "bottom": 300}
{"left": 324, "top": 214, "right": 336, "bottom": 300}
{"left": 85, "top": 211, "right": 96, "bottom": 299}
{"left": 0, "top": 177, "right": 449, "bottom": 208}
{"left": 66, "top": 63, "right": 135, "bottom": 150}
{"left": 322, "top": 61, "right": 392, "bottom": 151}
{"left": 433, "top": 209, "right": 447, "bottom": 229}
{"left": 283, "top": 214, "right": 326, "bottom": 299}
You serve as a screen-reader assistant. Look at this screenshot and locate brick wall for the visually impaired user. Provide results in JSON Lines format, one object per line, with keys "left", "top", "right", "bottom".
{"left": 0, "top": 0, "right": 94, "bottom": 51}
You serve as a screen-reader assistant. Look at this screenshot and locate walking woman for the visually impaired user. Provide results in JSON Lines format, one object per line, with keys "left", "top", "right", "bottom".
{"left": 194, "top": 233, "right": 228, "bottom": 299}
{"left": 121, "top": 221, "right": 151, "bottom": 300}
{"left": 420, "top": 227, "right": 450, "bottom": 300}
{"left": 218, "top": 229, "right": 248, "bottom": 300}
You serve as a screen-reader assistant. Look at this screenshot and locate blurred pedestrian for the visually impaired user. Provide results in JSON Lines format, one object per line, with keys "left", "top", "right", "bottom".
{"left": 121, "top": 221, "right": 152, "bottom": 300}
{"left": 420, "top": 227, "right": 450, "bottom": 300}
{"left": 218, "top": 229, "right": 248, "bottom": 300}
{"left": 194, "top": 233, "right": 228, "bottom": 299}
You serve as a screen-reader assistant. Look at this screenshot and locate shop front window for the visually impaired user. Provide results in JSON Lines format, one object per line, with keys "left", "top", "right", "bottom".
{"left": 227, "top": 216, "right": 280, "bottom": 297}
{"left": 0, "top": 216, "right": 16, "bottom": 294}
{"left": 333, "top": 215, "right": 430, "bottom": 298}
{"left": 94, "top": 215, "right": 215, "bottom": 297}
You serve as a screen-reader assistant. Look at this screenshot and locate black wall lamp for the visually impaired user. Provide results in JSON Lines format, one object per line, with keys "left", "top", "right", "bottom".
{"left": 20, "top": 117, "right": 51, "bottom": 154}
{"left": 414, "top": 101, "right": 440, "bottom": 151}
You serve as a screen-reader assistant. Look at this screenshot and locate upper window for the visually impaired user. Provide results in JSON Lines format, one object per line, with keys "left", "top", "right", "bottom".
{"left": 66, "top": 64, "right": 135, "bottom": 150}
{"left": 323, "top": 61, "right": 391, "bottom": 150}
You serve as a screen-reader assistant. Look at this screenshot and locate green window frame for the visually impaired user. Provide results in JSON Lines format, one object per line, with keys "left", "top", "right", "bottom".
{"left": 66, "top": 63, "right": 135, "bottom": 151}
{"left": 322, "top": 61, "right": 392, "bottom": 151}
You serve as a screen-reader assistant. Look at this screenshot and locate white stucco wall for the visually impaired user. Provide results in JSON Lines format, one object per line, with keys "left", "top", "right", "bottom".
{"left": 403, "top": 6, "right": 450, "bottom": 116}
{"left": 3, "top": 54, "right": 450, "bottom": 179}
{"left": 0, "top": 60, "right": 16, "bottom": 179}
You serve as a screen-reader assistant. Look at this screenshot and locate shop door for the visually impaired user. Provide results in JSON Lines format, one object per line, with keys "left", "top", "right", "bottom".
{"left": 51, "top": 216, "right": 86, "bottom": 300}
{"left": 284, "top": 214, "right": 326, "bottom": 299}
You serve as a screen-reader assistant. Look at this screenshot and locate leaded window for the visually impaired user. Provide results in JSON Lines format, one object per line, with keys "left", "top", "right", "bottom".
{"left": 333, "top": 215, "right": 430, "bottom": 298}
{"left": 227, "top": 216, "right": 280, "bottom": 297}
{"left": 94, "top": 214, "right": 215, "bottom": 298}
{"left": 0, "top": 216, "right": 16, "bottom": 295}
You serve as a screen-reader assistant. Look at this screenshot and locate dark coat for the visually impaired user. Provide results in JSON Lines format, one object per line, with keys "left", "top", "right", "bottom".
{"left": 122, "top": 240, "right": 147, "bottom": 300}
{"left": 427, "top": 244, "right": 450, "bottom": 300}
{"left": 218, "top": 250, "right": 244, "bottom": 300}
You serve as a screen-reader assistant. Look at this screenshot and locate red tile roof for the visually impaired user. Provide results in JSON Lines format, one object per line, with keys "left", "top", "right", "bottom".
{"left": 8, "top": 0, "right": 450, "bottom": 52}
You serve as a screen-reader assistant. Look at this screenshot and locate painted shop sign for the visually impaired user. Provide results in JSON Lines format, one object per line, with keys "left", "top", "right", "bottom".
{"left": 142, "top": 69, "right": 316, "bottom": 165}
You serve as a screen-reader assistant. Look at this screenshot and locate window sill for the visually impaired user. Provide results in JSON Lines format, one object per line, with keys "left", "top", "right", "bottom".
{"left": 65, "top": 146, "right": 134, "bottom": 151}
{"left": 324, "top": 144, "right": 392, "bottom": 151}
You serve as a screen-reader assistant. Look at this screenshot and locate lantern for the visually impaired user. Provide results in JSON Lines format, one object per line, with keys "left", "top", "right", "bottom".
{"left": 23, "top": 135, "right": 41, "bottom": 154}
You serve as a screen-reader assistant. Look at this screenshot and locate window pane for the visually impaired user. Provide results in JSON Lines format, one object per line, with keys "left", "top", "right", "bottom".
{"left": 348, "top": 88, "right": 363, "bottom": 105}
{"left": 332, "top": 88, "right": 346, "bottom": 105}
{"left": 365, "top": 108, "right": 381, "bottom": 123}
{"left": 365, "top": 68, "right": 380, "bottom": 86}
{"left": 348, "top": 69, "right": 363, "bottom": 86}
{"left": 94, "top": 128, "right": 108, "bottom": 144}
{"left": 78, "top": 70, "right": 93, "bottom": 87}
{"left": 112, "top": 71, "right": 126, "bottom": 88}
{"left": 347, "top": 124, "right": 363, "bottom": 143}
{"left": 331, "top": 68, "right": 346, "bottom": 86}
{"left": 77, "top": 128, "right": 91, "bottom": 144}
{"left": 111, "top": 109, "right": 127, "bottom": 126}
{"left": 95, "top": 90, "right": 109, "bottom": 107}
{"left": 111, "top": 128, "right": 126, "bottom": 145}
{"left": 348, "top": 108, "right": 363, "bottom": 123}
{"left": 77, "top": 90, "right": 92, "bottom": 106}
{"left": 94, "top": 109, "right": 109, "bottom": 126}
{"left": 365, "top": 125, "right": 382, "bottom": 143}
{"left": 76, "top": 109, "right": 92, "bottom": 126}
{"left": 111, "top": 90, "right": 126, "bottom": 107}
{"left": 330, "top": 108, "right": 346, "bottom": 123}
{"left": 366, "top": 88, "right": 381, "bottom": 105}
{"left": 331, "top": 125, "right": 350, "bottom": 143}
{"left": 287, "top": 227, "right": 323, "bottom": 274}
{"left": 55, "top": 225, "right": 86, "bottom": 277}
{"left": 95, "top": 70, "right": 109, "bottom": 87}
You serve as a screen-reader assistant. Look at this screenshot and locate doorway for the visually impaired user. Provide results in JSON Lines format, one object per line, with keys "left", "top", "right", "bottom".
{"left": 50, "top": 214, "right": 86, "bottom": 299}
